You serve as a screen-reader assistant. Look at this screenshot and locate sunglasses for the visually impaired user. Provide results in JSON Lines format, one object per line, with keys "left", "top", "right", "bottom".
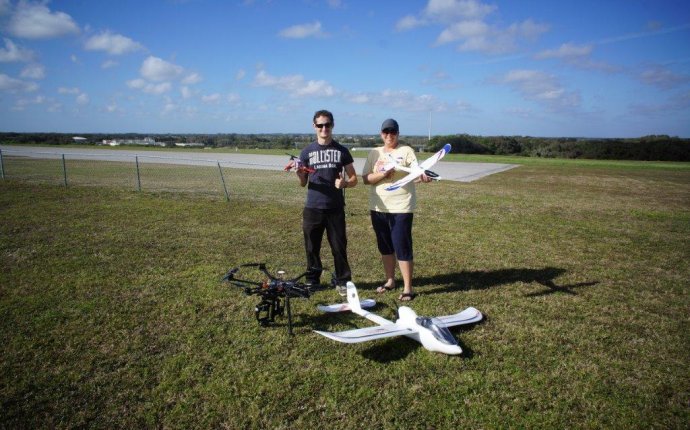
{"left": 315, "top": 123, "right": 333, "bottom": 129}
{"left": 382, "top": 128, "right": 398, "bottom": 135}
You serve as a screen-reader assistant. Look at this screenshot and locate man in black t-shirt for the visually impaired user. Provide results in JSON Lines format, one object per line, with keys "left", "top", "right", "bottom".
{"left": 291, "top": 110, "right": 357, "bottom": 295}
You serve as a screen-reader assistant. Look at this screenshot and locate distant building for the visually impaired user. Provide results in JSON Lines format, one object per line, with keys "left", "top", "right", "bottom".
{"left": 175, "top": 142, "right": 204, "bottom": 147}
{"left": 99, "top": 137, "right": 163, "bottom": 147}
{"left": 72, "top": 136, "right": 87, "bottom": 143}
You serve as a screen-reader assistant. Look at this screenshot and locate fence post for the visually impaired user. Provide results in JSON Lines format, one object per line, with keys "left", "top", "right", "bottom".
{"left": 62, "top": 154, "right": 68, "bottom": 187}
{"left": 135, "top": 156, "right": 141, "bottom": 192}
{"left": 0, "top": 149, "right": 4, "bottom": 179}
{"left": 218, "top": 162, "right": 229, "bottom": 202}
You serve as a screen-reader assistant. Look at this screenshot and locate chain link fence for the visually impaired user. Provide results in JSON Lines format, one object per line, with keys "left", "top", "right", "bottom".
{"left": 0, "top": 148, "right": 309, "bottom": 205}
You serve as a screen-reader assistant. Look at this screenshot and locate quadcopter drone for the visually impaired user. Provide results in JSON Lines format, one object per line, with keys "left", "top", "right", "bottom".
{"left": 283, "top": 153, "right": 315, "bottom": 174}
{"left": 222, "top": 263, "right": 323, "bottom": 335}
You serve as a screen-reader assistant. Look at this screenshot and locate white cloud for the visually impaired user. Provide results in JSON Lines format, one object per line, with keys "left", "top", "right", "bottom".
{"left": 227, "top": 93, "right": 241, "bottom": 104}
{"left": 8, "top": 2, "right": 79, "bottom": 39}
{"left": 638, "top": 65, "right": 690, "bottom": 90}
{"left": 0, "top": 0, "right": 12, "bottom": 16}
{"left": 101, "top": 59, "right": 118, "bottom": 69}
{"left": 180, "top": 86, "right": 194, "bottom": 99}
{"left": 0, "top": 73, "right": 38, "bottom": 92}
{"left": 253, "top": 70, "right": 335, "bottom": 98}
{"left": 399, "top": 0, "right": 548, "bottom": 55}
{"left": 535, "top": 43, "right": 592, "bottom": 60}
{"left": 201, "top": 93, "right": 221, "bottom": 104}
{"left": 424, "top": 0, "right": 496, "bottom": 22}
{"left": 628, "top": 90, "right": 690, "bottom": 117}
{"left": 345, "top": 93, "right": 370, "bottom": 104}
{"left": 421, "top": 69, "right": 458, "bottom": 90}
{"left": 20, "top": 63, "right": 45, "bottom": 79}
{"left": 397, "top": 0, "right": 496, "bottom": 30}
{"left": 58, "top": 86, "right": 80, "bottom": 95}
{"left": 345, "top": 89, "right": 448, "bottom": 112}
{"left": 144, "top": 82, "right": 171, "bottom": 94}
{"left": 236, "top": 69, "right": 246, "bottom": 80}
{"left": 0, "top": 38, "right": 34, "bottom": 62}
{"left": 181, "top": 72, "right": 202, "bottom": 85}
{"left": 127, "top": 78, "right": 171, "bottom": 94}
{"left": 76, "top": 93, "right": 89, "bottom": 105}
{"left": 497, "top": 69, "right": 580, "bottom": 111}
{"left": 47, "top": 102, "right": 62, "bottom": 112}
{"left": 510, "top": 19, "right": 549, "bottom": 41}
{"left": 140, "top": 56, "right": 184, "bottom": 82}
{"left": 435, "top": 19, "right": 488, "bottom": 45}
{"left": 533, "top": 42, "right": 619, "bottom": 72}
{"left": 12, "top": 95, "right": 45, "bottom": 111}
{"left": 57, "top": 86, "right": 90, "bottom": 105}
{"left": 294, "top": 79, "right": 335, "bottom": 97}
{"left": 84, "top": 31, "right": 144, "bottom": 55}
{"left": 162, "top": 102, "right": 177, "bottom": 115}
{"left": 396, "top": 15, "right": 425, "bottom": 31}
{"left": 278, "top": 21, "right": 328, "bottom": 39}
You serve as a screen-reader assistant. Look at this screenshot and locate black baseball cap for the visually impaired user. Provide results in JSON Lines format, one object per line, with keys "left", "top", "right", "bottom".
{"left": 381, "top": 118, "right": 399, "bottom": 132}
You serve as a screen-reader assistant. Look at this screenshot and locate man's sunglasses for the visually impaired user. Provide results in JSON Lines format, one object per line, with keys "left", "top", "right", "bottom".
{"left": 382, "top": 128, "right": 398, "bottom": 135}
{"left": 315, "top": 123, "right": 333, "bottom": 129}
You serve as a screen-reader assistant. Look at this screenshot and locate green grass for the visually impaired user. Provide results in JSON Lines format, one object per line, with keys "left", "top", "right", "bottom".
{"left": 1, "top": 159, "right": 689, "bottom": 429}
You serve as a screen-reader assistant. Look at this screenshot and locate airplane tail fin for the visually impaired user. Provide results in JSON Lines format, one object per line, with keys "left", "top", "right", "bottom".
{"left": 345, "top": 281, "right": 362, "bottom": 312}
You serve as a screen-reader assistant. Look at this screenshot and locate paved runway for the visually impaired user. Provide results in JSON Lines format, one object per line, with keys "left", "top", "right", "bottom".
{"left": 0, "top": 145, "right": 517, "bottom": 183}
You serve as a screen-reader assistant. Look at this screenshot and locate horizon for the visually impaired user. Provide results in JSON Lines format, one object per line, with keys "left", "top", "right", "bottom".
{"left": 1, "top": 1, "right": 689, "bottom": 138}
{"left": 3, "top": 131, "right": 685, "bottom": 141}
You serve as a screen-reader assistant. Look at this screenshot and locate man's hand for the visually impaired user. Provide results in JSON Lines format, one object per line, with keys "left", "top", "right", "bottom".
{"left": 335, "top": 172, "right": 347, "bottom": 189}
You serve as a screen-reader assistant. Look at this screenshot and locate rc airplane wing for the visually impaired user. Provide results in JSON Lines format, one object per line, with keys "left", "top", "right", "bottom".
{"left": 314, "top": 281, "right": 482, "bottom": 355}
{"left": 314, "top": 324, "right": 414, "bottom": 344}
{"left": 384, "top": 143, "right": 451, "bottom": 191}
{"left": 316, "top": 299, "right": 376, "bottom": 313}
{"left": 434, "top": 307, "right": 483, "bottom": 327}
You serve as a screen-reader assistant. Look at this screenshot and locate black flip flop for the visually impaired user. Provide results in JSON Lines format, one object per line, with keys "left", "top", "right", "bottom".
{"left": 398, "top": 292, "right": 417, "bottom": 302}
{"left": 376, "top": 284, "right": 397, "bottom": 294}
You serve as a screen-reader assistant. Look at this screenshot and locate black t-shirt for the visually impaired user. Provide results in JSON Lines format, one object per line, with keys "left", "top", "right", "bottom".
{"left": 300, "top": 140, "right": 354, "bottom": 209}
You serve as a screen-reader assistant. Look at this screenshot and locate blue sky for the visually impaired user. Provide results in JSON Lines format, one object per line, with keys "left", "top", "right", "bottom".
{"left": 0, "top": 0, "right": 689, "bottom": 137}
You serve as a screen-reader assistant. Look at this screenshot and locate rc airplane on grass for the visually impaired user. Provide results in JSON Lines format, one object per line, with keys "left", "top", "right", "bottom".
{"left": 315, "top": 282, "right": 482, "bottom": 355}
{"left": 383, "top": 143, "right": 451, "bottom": 191}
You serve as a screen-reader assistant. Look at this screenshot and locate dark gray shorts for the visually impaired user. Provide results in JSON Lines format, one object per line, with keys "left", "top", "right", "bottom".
{"left": 370, "top": 211, "right": 414, "bottom": 261}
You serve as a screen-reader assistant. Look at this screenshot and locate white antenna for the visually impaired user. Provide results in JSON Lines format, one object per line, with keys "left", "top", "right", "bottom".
{"left": 428, "top": 111, "right": 432, "bottom": 142}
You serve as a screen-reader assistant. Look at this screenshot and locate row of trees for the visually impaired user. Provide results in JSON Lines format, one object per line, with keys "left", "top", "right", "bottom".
{"left": 1, "top": 132, "right": 688, "bottom": 161}
{"left": 427, "top": 134, "right": 690, "bottom": 161}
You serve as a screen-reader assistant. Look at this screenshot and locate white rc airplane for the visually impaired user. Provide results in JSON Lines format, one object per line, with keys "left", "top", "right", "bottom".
{"left": 383, "top": 143, "right": 452, "bottom": 191}
{"left": 314, "top": 282, "right": 482, "bottom": 355}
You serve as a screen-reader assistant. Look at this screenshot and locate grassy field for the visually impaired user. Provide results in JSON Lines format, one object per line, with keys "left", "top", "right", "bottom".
{"left": 1, "top": 157, "right": 688, "bottom": 429}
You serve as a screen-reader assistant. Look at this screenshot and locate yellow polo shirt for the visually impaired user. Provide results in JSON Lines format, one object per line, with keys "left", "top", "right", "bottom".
{"left": 362, "top": 145, "right": 418, "bottom": 213}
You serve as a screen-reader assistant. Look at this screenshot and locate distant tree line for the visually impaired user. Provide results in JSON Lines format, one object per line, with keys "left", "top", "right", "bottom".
{"left": 427, "top": 134, "right": 690, "bottom": 161}
{"left": 1, "top": 132, "right": 688, "bottom": 161}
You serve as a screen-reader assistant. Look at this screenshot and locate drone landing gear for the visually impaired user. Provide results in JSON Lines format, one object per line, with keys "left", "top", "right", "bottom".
{"left": 254, "top": 295, "right": 296, "bottom": 335}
